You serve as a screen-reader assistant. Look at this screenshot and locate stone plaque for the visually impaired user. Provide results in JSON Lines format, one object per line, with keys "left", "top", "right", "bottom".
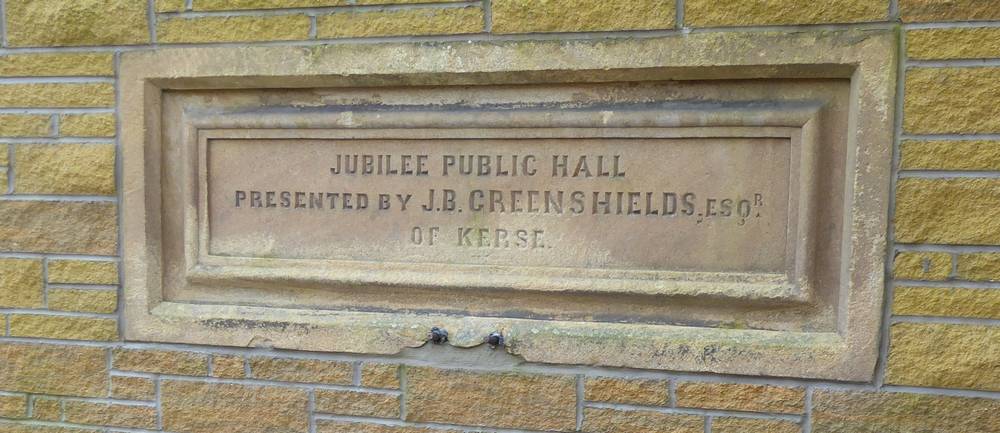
{"left": 121, "top": 31, "right": 895, "bottom": 381}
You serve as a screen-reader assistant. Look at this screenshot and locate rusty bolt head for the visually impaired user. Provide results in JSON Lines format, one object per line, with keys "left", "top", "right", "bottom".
{"left": 486, "top": 331, "right": 504, "bottom": 349}
{"left": 428, "top": 327, "right": 448, "bottom": 344}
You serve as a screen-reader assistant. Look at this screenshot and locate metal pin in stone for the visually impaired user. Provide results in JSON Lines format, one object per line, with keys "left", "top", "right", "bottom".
{"left": 428, "top": 327, "right": 448, "bottom": 344}
{"left": 486, "top": 332, "right": 504, "bottom": 349}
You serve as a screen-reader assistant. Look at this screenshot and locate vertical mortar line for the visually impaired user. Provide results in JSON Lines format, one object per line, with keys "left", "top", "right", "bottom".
{"left": 950, "top": 252, "right": 959, "bottom": 279}
{"left": 308, "top": 388, "right": 317, "bottom": 433}
{"left": 398, "top": 365, "right": 407, "bottom": 421}
{"left": 482, "top": 0, "right": 492, "bottom": 33}
{"left": 675, "top": 0, "right": 684, "bottom": 30}
{"left": 668, "top": 378, "right": 677, "bottom": 407}
{"left": 155, "top": 375, "right": 163, "bottom": 430}
{"left": 113, "top": 50, "right": 125, "bottom": 341}
{"left": 25, "top": 395, "right": 33, "bottom": 418}
{"left": 574, "top": 374, "right": 584, "bottom": 431}
{"left": 243, "top": 357, "right": 252, "bottom": 378}
{"left": 146, "top": 0, "right": 157, "bottom": 45}
{"left": 206, "top": 355, "right": 215, "bottom": 377}
{"left": 352, "top": 361, "right": 362, "bottom": 386}
{"left": 185, "top": 0, "right": 194, "bottom": 11}
{"left": 802, "top": 386, "right": 813, "bottom": 433}
{"left": 875, "top": 25, "right": 907, "bottom": 389}
{"left": 0, "top": 0, "right": 7, "bottom": 48}
{"left": 106, "top": 347, "right": 113, "bottom": 398}
{"left": 3, "top": 314, "right": 8, "bottom": 336}
{"left": 309, "top": 15, "right": 318, "bottom": 40}
{"left": 49, "top": 114, "right": 59, "bottom": 138}
{"left": 889, "top": 0, "right": 899, "bottom": 21}
{"left": 59, "top": 399, "right": 66, "bottom": 422}
{"left": 703, "top": 415, "right": 711, "bottom": 433}
{"left": 41, "top": 257, "right": 49, "bottom": 308}
{"left": 6, "top": 142, "right": 14, "bottom": 194}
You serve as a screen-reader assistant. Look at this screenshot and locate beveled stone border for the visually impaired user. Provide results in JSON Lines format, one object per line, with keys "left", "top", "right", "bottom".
{"left": 121, "top": 30, "right": 895, "bottom": 381}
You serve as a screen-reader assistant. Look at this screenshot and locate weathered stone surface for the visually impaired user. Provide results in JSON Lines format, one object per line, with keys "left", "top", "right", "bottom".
{"left": 110, "top": 376, "right": 156, "bottom": 401}
{"left": 161, "top": 381, "right": 309, "bottom": 433}
{"left": 8, "top": 314, "right": 118, "bottom": 341}
{"left": 0, "top": 424, "right": 93, "bottom": 433}
{"left": 314, "top": 389, "right": 400, "bottom": 418}
{"left": 0, "top": 115, "right": 50, "bottom": 137}
{"left": 492, "top": 0, "right": 674, "bottom": 33}
{"left": 113, "top": 349, "right": 209, "bottom": 376}
{"left": 0, "top": 83, "right": 114, "bottom": 108}
{"left": 583, "top": 408, "right": 704, "bottom": 433}
{"left": 60, "top": 113, "right": 116, "bottom": 137}
{"left": 0, "top": 146, "right": 6, "bottom": 165}
{"left": 14, "top": 144, "right": 115, "bottom": 195}
{"left": 316, "top": 6, "right": 483, "bottom": 38}
{"left": 676, "top": 382, "right": 804, "bottom": 414}
{"left": 47, "top": 260, "right": 119, "bottom": 285}
{"left": 711, "top": 418, "right": 801, "bottom": 433}
{"left": 0, "top": 395, "right": 27, "bottom": 419}
{"left": 249, "top": 357, "right": 352, "bottom": 385}
{"left": 812, "top": 390, "right": 1000, "bottom": 432}
{"left": 405, "top": 367, "right": 576, "bottom": 431}
{"left": 0, "top": 201, "right": 117, "bottom": 254}
{"left": 908, "top": 28, "right": 1000, "bottom": 60}
{"left": 887, "top": 323, "right": 1000, "bottom": 391}
{"left": 900, "top": 0, "right": 1000, "bottom": 22}
{"left": 195, "top": 0, "right": 465, "bottom": 10}
{"left": 5, "top": 0, "right": 149, "bottom": 47}
{"left": 63, "top": 401, "right": 157, "bottom": 429}
{"left": 156, "top": 0, "right": 187, "bottom": 12}
{"left": 47, "top": 289, "right": 117, "bottom": 314}
{"left": 896, "top": 178, "right": 1000, "bottom": 245}
{"left": 0, "top": 259, "right": 43, "bottom": 309}
{"left": 0, "top": 343, "right": 107, "bottom": 397}
{"left": 893, "top": 251, "right": 951, "bottom": 281}
{"left": 0, "top": 53, "right": 114, "bottom": 76}
{"left": 584, "top": 377, "right": 669, "bottom": 406}
{"left": 157, "top": 15, "right": 311, "bottom": 43}
{"left": 686, "top": 0, "right": 883, "bottom": 26}
{"left": 361, "top": 363, "right": 400, "bottom": 389}
{"left": 30, "top": 398, "right": 61, "bottom": 421}
{"left": 905, "top": 68, "right": 1000, "bottom": 134}
{"left": 316, "top": 421, "right": 442, "bottom": 433}
{"left": 894, "top": 286, "right": 1000, "bottom": 319}
{"left": 957, "top": 253, "right": 1000, "bottom": 281}
{"left": 211, "top": 355, "right": 246, "bottom": 379}
{"left": 900, "top": 140, "right": 1000, "bottom": 171}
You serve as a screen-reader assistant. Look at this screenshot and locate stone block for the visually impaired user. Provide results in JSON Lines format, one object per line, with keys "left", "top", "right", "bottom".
{"left": 8, "top": 314, "right": 118, "bottom": 341}
{"left": 47, "top": 289, "right": 117, "bottom": 314}
{"left": 894, "top": 286, "right": 1000, "bottom": 319}
{"left": 14, "top": 144, "right": 115, "bottom": 195}
{"left": 63, "top": 401, "right": 157, "bottom": 429}
{"left": 314, "top": 389, "right": 400, "bottom": 418}
{"left": 60, "top": 113, "right": 116, "bottom": 137}
{"left": 492, "top": 0, "right": 674, "bottom": 33}
{"left": 908, "top": 28, "right": 1000, "bottom": 60}
{"left": 685, "top": 0, "right": 884, "bottom": 26}
{"left": 47, "top": 260, "right": 119, "bottom": 285}
{"left": 249, "top": 357, "right": 352, "bottom": 385}
{"left": 712, "top": 418, "right": 801, "bottom": 433}
{"left": 361, "top": 363, "right": 400, "bottom": 389}
{"left": 316, "top": 6, "right": 483, "bottom": 38}
{"left": 584, "top": 377, "right": 669, "bottom": 406}
{"left": 0, "top": 343, "right": 107, "bottom": 397}
{"left": 900, "top": 140, "right": 1000, "bottom": 171}
{"left": 161, "top": 381, "right": 309, "bottom": 433}
{"left": 896, "top": 178, "right": 1000, "bottom": 245}
{"left": 211, "top": 355, "right": 246, "bottom": 379}
{"left": 0, "top": 201, "right": 117, "bottom": 255}
{"left": 0, "top": 258, "right": 43, "bottom": 309}
{"left": 0, "top": 115, "right": 50, "bottom": 137}
{"left": 892, "top": 251, "right": 951, "bottom": 281}
{"left": 5, "top": 0, "right": 149, "bottom": 47}
{"left": 675, "top": 382, "right": 805, "bottom": 414}
{"left": 113, "top": 349, "right": 209, "bottom": 376}
{"left": 900, "top": 0, "right": 1000, "bottom": 22}
{"left": 812, "top": 390, "right": 1000, "bottom": 432}
{"left": 110, "top": 376, "right": 157, "bottom": 401}
{"left": 583, "top": 408, "right": 704, "bottom": 433}
{"left": 0, "top": 395, "right": 27, "bottom": 419}
{"left": 887, "top": 323, "right": 1000, "bottom": 391}
{"left": 0, "top": 83, "right": 114, "bottom": 108}
{"left": 0, "top": 53, "right": 114, "bottom": 76}
{"left": 957, "top": 253, "right": 1000, "bottom": 281}
{"left": 905, "top": 68, "right": 1000, "bottom": 134}
{"left": 157, "top": 15, "right": 311, "bottom": 43}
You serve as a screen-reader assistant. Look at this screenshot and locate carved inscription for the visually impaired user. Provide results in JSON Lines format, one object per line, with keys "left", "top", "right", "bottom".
{"left": 207, "top": 136, "right": 791, "bottom": 273}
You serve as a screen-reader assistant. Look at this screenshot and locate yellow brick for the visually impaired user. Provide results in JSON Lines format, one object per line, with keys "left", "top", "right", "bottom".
{"left": 894, "top": 286, "right": 1000, "bottom": 319}
{"left": 161, "top": 381, "right": 309, "bottom": 433}
{"left": 908, "top": 28, "right": 1000, "bottom": 60}
{"left": 47, "top": 289, "right": 117, "bottom": 314}
{"left": 30, "top": 398, "right": 61, "bottom": 421}
{"left": 249, "top": 357, "right": 352, "bottom": 385}
{"left": 675, "top": 382, "right": 804, "bottom": 414}
{"left": 316, "top": 6, "right": 483, "bottom": 38}
{"left": 685, "top": 0, "right": 884, "bottom": 26}
{"left": 64, "top": 401, "right": 157, "bottom": 429}
{"left": 405, "top": 367, "right": 576, "bottom": 431}
{"left": 8, "top": 314, "right": 118, "bottom": 341}
{"left": 211, "top": 355, "right": 246, "bottom": 379}
{"left": 492, "top": 0, "right": 674, "bottom": 33}
{"left": 5, "top": 0, "right": 149, "bottom": 47}
{"left": 0, "top": 343, "right": 108, "bottom": 397}
{"left": 314, "top": 390, "right": 400, "bottom": 418}
{"left": 157, "top": 15, "right": 311, "bottom": 44}
{"left": 113, "top": 349, "right": 209, "bottom": 376}
{"left": 59, "top": 113, "right": 116, "bottom": 137}
{"left": 892, "top": 251, "right": 951, "bottom": 281}
{"left": 0, "top": 201, "right": 118, "bottom": 255}
{"left": 905, "top": 68, "right": 1000, "bottom": 134}
{"left": 900, "top": 140, "right": 1000, "bottom": 171}
{"left": 896, "top": 178, "right": 1000, "bottom": 245}
{"left": 583, "top": 408, "right": 704, "bottom": 433}
{"left": 47, "top": 260, "right": 119, "bottom": 285}
{"left": 110, "top": 376, "right": 156, "bottom": 400}
{"left": 887, "top": 323, "right": 1000, "bottom": 391}
{"left": 316, "top": 422, "right": 441, "bottom": 433}
{"left": 0, "top": 115, "right": 50, "bottom": 137}
{"left": 0, "top": 258, "right": 43, "bottom": 309}
{"left": 14, "top": 144, "right": 115, "bottom": 195}
{"left": 0, "top": 83, "right": 114, "bottom": 108}
{"left": 957, "top": 253, "right": 1000, "bottom": 281}
{"left": 361, "top": 363, "right": 400, "bottom": 389}
{"left": 0, "top": 395, "right": 27, "bottom": 419}
{"left": 712, "top": 418, "right": 801, "bottom": 433}
{"left": 584, "top": 377, "right": 669, "bottom": 406}
{"left": 900, "top": 0, "right": 1000, "bottom": 22}
{"left": 195, "top": 0, "right": 465, "bottom": 10}
{"left": 0, "top": 53, "right": 114, "bottom": 76}
{"left": 156, "top": 0, "right": 187, "bottom": 12}
{"left": 813, "top": 390, "right": 1000, "bottom": 432}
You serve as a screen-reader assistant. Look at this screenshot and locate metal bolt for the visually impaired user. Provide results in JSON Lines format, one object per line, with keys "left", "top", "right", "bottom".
{"left": 486, "top": 331, "right": 504, "bottom": 349}
{"left": 428, "top": 327, "right": 448, "bottom": 344}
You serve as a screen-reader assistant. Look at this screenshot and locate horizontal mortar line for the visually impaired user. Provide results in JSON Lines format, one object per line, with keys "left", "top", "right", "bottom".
{"left": 145, "top": 373, "right": 403, "bottom": 394}
{"left": 583, "top": 402, "right": 802, "bottom": 421}
{"left": 904, "top": 21, "right": 1000, "bottom": 30}
{"left": 880, "top": 385, "right": 1000, "bottom": 400}
{"left": 895, "top": 243, "right": 1000, "bottom": 253}
{"left": 907, "top": 59, "right": 1000, "bottom": 67}
{"left": 893, "top": 280, "right": 1000, "bottom": 290}
{"left": 45, "top": 283, "right": 118, "bottom": 291}
{"left": 0, "top": 420, "right": 162, "bottom": 433}
{"left": 0, "top": 336, "right": 114, "bottom": 347}
{"left": 899, "top": 133, "right": 1000, "bottom": 141}
{"left": 0, "top": 195, "right": 116, "bottom": 202}
{"left": 0, "top": 108, "right": 115, "bottom": 114}
{"left": 0, "top": 308, "right": 117, "bottom": 319}
{"left": 0, "top": 390, "right": 27, "bottom": 397}
{"left": 0, "top": 252, "right": 119, "bottom": 261}
{"left": 891, "top": 315, "right": 1000, "bottom": 326}
{"left": 158, "top": 1, "right": 483, "bottom": 18}
{"left": 109, "top": 371, "right": 157, "bottom": 379}
{"left": 48, "top": 396, "right": 156, "bottom": 407}
{"left": 310, "top": 414, "right": 557, "bottom": 433}
{"left": 0, "top": 77, "right": 115, "bottom": 84}
{"left": 684, "top": 21, "right": 895, "bottom": 34}
{"left": 898, "top": 170, "right": 1000, "bottom": 178}
{"left": 0, "top": 138, "right": 114, "bottom": 144}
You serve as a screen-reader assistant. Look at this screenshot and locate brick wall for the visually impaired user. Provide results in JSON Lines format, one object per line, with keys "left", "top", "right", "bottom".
{"left": 0, "top": 1, "right": 998, "bottom": 432}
